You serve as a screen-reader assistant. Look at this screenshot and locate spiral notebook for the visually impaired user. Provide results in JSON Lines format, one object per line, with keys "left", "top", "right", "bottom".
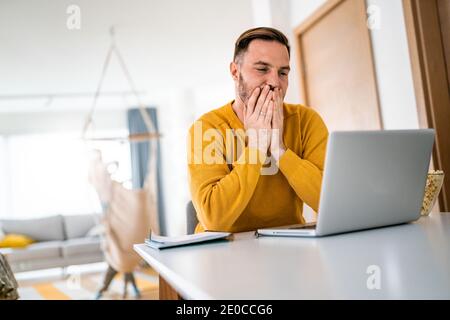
{"left": 145, "top": 231, "right": 232, "bottom": 249}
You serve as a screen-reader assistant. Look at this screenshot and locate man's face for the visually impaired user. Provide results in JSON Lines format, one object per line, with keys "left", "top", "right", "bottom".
{"left": 232, "top": 39, "right": 290, "bottom": 104}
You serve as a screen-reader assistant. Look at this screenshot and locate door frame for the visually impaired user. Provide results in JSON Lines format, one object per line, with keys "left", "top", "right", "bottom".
{"left": 403, "top": 0, "right": 450, "bottom": 211}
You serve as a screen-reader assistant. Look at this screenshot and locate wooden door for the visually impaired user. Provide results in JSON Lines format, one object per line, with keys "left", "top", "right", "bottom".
{"left": 404, "top": 0, "right": 450, "bottom": 212}
{"left": 294, "top": 0, "right": 382, "bottom": 131}
{"left": 438, "top": 0, "right": 450, "bottom": 90}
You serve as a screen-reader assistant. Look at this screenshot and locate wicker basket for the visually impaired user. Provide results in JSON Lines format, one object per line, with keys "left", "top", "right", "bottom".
{"left": 0, "top": 253, "right": 19, "bottom": 300}
{"left": 421, "top": 170, "right": 445, "bottom": 216}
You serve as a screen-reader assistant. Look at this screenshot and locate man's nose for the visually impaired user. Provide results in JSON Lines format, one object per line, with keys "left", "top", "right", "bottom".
{"left": 266, "top": 71, "right": 281, "bottom": 89}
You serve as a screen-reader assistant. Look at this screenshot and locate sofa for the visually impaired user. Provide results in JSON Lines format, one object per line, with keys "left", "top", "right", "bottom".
{"left": 0, "top": 214, "right": 105, "bottom": 273}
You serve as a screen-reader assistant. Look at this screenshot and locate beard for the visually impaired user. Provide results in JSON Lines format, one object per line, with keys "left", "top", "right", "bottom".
{"left": 237, "top": 72, "right": 285, "bottom": 105}
{"left": 237, "top": 72, "right": 255, "bottom": 105}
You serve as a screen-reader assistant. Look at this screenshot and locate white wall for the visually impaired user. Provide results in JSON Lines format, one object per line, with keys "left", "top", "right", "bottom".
{"left": 366, "top": 0, "right": 419, "bottom": 129}
{"left": 252, "top": 0, "right": 272, "bottom": 26}
{"left": 0, "top": 0, "right": 253, "bottom": 104}
{"left": 290, "top": 0, "right": 327, "bottom": 26}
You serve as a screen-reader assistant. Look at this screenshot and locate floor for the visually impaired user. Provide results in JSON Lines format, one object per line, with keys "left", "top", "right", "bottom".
{"left": 15, "top": 262, "right": 159, "bottom": 300}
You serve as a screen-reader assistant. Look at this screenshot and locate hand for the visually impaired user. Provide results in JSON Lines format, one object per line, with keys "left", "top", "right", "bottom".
{"left": 270, "top": 88, "right": 286, "bottom": 162}
{"left": 243, "top": 85, "right": 275, "bottom": 155}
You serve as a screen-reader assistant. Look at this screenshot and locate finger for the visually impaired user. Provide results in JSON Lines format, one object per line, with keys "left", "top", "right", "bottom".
{"left": 275, "top": 88, "right": 282, "bottom": 105}
{"left": 271, "top": 89, "right": 277, "bottom": 108}
{"left": 265, "top": 100, "right": 274, "bottom": 124}
{"left": 275, "top": 88, "right": 283, "bottom": 117}
{"left": 246, "top": 87, "right": 261, "bottom": 118}
{"left": 254, "top": 85, "right": 270, "bottom": 117}
{"left": 259, "top": 91, "right": 273, "bottom": 120}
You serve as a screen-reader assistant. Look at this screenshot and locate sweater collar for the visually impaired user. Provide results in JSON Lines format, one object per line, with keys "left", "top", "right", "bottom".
{"left": 225, "top": 100, "right": 244, "bottom": 130}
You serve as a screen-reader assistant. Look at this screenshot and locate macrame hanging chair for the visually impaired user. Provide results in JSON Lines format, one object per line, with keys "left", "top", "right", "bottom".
{"left": 84, "top": 26, "right": 160, "bottom": 274}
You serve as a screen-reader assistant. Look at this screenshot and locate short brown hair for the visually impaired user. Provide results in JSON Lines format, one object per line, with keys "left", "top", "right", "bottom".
{"left": 233, "top": 27, "right": 290, "bottom": 63}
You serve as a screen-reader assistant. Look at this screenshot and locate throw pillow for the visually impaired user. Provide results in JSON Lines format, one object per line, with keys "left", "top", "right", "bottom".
{"left": 0, "top": 234, "right": 35, "bottom": 248}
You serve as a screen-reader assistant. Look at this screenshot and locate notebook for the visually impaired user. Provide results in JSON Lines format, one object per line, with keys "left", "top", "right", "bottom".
{"left": 145, "top": 231, "right": 232, "bottom": 249}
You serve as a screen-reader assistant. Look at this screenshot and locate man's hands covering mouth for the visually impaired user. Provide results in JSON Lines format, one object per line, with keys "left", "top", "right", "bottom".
{"left": 243, "top": 85, "right": 286, "bottom": 162}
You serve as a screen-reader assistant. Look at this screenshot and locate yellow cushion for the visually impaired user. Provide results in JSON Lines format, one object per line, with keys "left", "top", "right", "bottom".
{"left": 0, "top": 234, "right": 35, "bottom": 248}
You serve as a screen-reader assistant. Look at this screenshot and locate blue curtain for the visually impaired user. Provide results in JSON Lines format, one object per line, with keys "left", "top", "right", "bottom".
{"left": 127, "top": 108, "right": 166, "bottom": 235}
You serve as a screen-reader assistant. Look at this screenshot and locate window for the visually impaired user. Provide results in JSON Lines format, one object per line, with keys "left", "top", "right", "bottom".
{"left": 0, "top": 131, "right": 132, "bottom": 218}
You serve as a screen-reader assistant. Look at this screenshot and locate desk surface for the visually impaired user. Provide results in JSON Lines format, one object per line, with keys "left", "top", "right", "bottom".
{"left": 134, "top": 213, "right": 450, "bottom": 299}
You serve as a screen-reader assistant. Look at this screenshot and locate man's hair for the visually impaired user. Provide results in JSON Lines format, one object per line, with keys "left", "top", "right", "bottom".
{"left": 233, "top": 27, "right": 290, "bottom": 63}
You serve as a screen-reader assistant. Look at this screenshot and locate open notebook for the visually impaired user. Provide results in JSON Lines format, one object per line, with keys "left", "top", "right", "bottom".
{"left": 145, "top": 231, "right": 232, "bottom": 249}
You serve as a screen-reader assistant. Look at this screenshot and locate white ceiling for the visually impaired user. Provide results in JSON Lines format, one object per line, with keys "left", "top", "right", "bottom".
{"left": 0, "top": 0, "right": 255, "bottom": 113}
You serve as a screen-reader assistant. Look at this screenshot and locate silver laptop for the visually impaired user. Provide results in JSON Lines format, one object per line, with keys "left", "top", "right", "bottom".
{"left": 257, "top": 129, "right": 435, "bottom": 237}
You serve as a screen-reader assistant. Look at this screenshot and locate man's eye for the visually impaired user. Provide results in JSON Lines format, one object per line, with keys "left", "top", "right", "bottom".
{"left": 280, "top": 72, "right": 288, "bottom": 76}
{"left": 257, "top": 68, "right": 268, "bottom": 73}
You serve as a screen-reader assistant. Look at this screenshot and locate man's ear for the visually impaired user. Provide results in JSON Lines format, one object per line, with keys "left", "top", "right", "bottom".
{"left": 230, "top": 61, "right": 239, "bottom": 81}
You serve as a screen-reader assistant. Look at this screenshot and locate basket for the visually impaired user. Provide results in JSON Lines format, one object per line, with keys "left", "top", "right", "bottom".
{"left": 421, "top": 170, "right": 445, "bottom": 216}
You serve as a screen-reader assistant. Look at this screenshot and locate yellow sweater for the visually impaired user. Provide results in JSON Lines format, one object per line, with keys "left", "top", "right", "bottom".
{"left": 188, "top": 101, "right": 328, "bottom": 233}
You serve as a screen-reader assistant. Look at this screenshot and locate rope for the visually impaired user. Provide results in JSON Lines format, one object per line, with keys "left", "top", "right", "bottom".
{"left": 82, "top": 26, "right": 159, "bottom": 194}
{"left": 82, "top": 25, "right": 156, "bottom": 139}
{"left": 111, "top": 34, "right": 158, "bottom": 189}
{"left": 82, "top": 43, "right": 115, "bottom": 140}
{"left": 113, "top": 44, "right": 156, "bottom": 134}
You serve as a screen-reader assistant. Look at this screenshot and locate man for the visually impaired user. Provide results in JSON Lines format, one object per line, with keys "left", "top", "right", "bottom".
{"left": 188, "top": 27, "right": 328, "bottom": 233}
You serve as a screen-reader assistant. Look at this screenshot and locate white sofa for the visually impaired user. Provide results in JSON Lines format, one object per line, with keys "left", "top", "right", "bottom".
{"left": 0, "top": 214, "right": 104, "bottom": 273}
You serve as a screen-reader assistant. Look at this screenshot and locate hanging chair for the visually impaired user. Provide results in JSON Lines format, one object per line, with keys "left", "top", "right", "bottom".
{"left": 84, "top": 27, "right": 161, "bottom": 274}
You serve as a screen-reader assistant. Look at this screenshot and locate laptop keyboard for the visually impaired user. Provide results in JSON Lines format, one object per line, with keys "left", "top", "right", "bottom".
{"left": 289, "top": 223, "right": 316, "bottom": 230}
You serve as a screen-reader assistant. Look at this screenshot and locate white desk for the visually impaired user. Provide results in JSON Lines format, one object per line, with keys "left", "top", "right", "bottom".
{"left": 134, "top": 213, "right": 450, "bottom": 299}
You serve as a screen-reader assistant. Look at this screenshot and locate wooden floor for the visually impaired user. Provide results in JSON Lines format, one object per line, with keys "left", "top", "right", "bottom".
{"left": 16, "top": 263, "right": 159, "bottom": 300}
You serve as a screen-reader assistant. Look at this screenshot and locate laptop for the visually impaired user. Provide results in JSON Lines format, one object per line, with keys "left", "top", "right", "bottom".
{"left": 257, "top": 129, "right": 435, "bottom": 237}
